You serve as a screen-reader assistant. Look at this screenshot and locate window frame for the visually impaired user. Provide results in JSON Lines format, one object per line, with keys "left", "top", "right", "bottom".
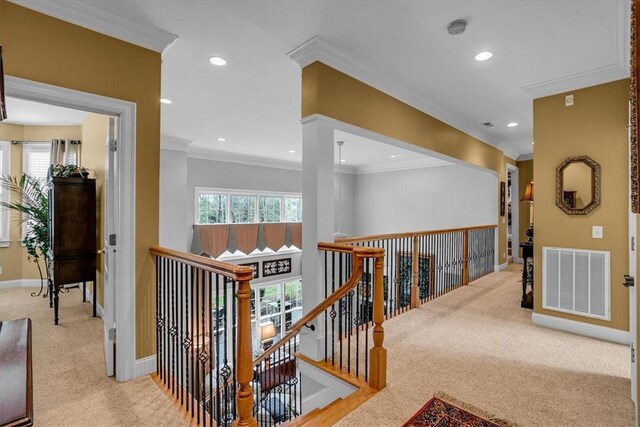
{"left": 0, "top": 141, "right": 11, "bottom": 246}
{"left": 194, "top": 187, "right": 302, "bottom": 225}
{"left": 21, "top": 143, "right": 51, "bottom": 241}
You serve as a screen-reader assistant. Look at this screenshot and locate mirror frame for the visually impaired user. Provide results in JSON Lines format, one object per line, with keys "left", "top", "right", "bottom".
{"left": 555, "top": 156, "right": 601, "bottom": 215}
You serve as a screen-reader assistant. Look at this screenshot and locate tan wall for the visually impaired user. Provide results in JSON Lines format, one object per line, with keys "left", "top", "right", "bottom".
{"left": 0, "top": 124, "right": 81, "bottom": 282}
{"left": 533, "top": 79, "right": 630, "bottom": 331}
{"left": 0, "top": 1, "right": 161, "bottom": 358}
{"left": 517, "top": 159, "right": 534, "bottom": 248}
{"left": 302, "top": 61, "right": 509, "bottom": 265}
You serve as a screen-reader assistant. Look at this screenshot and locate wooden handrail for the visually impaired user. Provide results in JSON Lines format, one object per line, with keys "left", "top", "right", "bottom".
{"left": 253, "top": 245, "right": 384, "bottom": 366}
{"left": 150, "top": 246, "right": 254, "bottom": 281}
{"left": 335, "top": 224, "right": 497, "bottom": 244}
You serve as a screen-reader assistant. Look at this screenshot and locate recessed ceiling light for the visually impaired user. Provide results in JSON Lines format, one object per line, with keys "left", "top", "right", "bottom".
{"left": 390, "top": 154, "right": 400, "bottom": 158}
{"left": 160, "top": 98, "right": 172, "bottom": 104}
{"left": 340, "top": 159, "right": 346, "bottom": 162}
{"left": 217, "top": 137, "right": 226, "bottom": 142}
{"left": 209, "top": 56, "right": 227, "bottom": 66}
{"left": 474, "top": 51, "right": 493, "bottom": 61}
{"left": 507, "top": 122, "right": 518, "bottom": 127}
{"left": 288, "top": 150, "right": 295, "bottom": 154}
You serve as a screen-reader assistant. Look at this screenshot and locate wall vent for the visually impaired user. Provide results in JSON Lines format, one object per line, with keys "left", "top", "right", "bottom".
{"left": 542, "top": 247, "right": 610, "bottom": 320}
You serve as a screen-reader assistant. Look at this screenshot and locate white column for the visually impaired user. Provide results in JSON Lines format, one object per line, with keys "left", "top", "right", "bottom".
{"left": 300, "top": 117, "right": 335, "bottom": 361}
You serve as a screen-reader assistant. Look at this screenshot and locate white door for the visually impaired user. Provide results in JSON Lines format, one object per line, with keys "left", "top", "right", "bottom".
{"left": 629, "top": 106, "right": 638, "bottom": 424}
{"left": 103, "top": 117, "right": 118, "bottom": 377}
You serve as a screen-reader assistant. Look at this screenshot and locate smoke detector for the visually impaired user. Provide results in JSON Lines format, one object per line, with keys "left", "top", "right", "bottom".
{"left": 447, "top": 19, "right": 467, "bottom": 36}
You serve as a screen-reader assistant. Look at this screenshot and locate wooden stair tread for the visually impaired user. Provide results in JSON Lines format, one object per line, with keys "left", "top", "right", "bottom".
{"left": 297, "top": 387, "right": 376, "bottom": 426}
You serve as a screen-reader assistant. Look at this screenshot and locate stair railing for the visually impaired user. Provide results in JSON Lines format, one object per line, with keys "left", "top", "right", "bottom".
{"left": 250, "top": 243, "right": 386, "bottom": 426}
{"left": 336, "top": 224, "right": 496, "bottom": 319}
{"left": 151, "top": 246, "right": 256, "bottom": 427}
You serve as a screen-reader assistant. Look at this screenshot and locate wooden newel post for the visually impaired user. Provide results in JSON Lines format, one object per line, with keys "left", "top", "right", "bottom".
{"left": 462, "top": 230, "right": 469, "bottom": 286}
{"left": 410, "top": 235, "right": 420, "bottom": 308}
{"left": 233, "top": 271, "right": 257, "bottom": 427}
{"left": 369, "top": 251, "right": 387, "bottom": 391}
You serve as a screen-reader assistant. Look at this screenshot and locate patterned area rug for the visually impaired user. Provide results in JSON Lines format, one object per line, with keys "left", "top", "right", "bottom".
{"left": 402, "top": 392, "right": 520, "bottom": 427}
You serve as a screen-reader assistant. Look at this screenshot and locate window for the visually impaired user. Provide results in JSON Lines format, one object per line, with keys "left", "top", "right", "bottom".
{"left": 284, "top": 197, "right": 302, "bottom": 222}
{"left": 195, "top": 188, "right": 302, "bottom": 225}
{"left": 0, "top": 141, "right": 10, "bottom": 245}
{"left": 230, "top": 194, "right": 256, "bottom": 223}
{"left": 23, "top": 143, "right": 51, "bottom": 183}
{"left": 21, "top": 144, "right": 51, "bottom": 240}
{"left": 248, "top": 278, "right": 302, "bottom": 353}
{"left": 198, "top": 192, "right": 227, "bottom": 224}
{"left": 259, "top": 196, "right": 281, "bottom": 223}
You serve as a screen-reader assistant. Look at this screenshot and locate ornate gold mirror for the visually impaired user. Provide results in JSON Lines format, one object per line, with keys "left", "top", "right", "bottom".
{"left": 555, "top": 156, "right": 601, "bottom": 215}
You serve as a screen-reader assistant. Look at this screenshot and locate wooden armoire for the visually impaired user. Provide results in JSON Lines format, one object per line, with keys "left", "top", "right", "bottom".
{"left": 48, "top": 177, "right": 97, "bottom": 324}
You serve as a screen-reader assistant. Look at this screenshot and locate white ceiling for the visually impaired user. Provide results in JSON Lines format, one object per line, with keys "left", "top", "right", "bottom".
{"left": 3, "top": 96, "right": 88, "bottom": 126}
{"left": 12, "top": 0, "right": 629, "bottom": 164}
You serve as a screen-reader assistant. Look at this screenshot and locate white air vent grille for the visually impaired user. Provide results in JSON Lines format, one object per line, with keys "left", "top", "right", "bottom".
{"left": 542, "top": 247, "right": 610, "bottom": 320}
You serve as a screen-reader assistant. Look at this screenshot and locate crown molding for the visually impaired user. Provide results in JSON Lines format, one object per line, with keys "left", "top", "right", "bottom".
{"left": 522, "top": 1, "right": 629, "bottom": 99}
{"left": 10, "top": 0, "right": 178, "bottom": 55}
{"left": 354, "top": 158, "right": 451, "bottom": 175}
{"left": 187, "top": 146, "right": 303, "bottom": 172}
{"left": 161, "top": 135, "right": 192, "bottom": 151}
{"left": 289, "top": 37, "right": 519, "bottom": 159}
{"left": 517, "top": 153, "right": 534, "bottom": 162}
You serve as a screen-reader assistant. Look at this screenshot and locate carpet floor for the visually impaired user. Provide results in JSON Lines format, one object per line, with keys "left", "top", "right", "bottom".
{"left": 336, "top": 264, "right": 634, "bottom": 427}
{"left": 0, "top": 286, "right": 186, "bottom": 426}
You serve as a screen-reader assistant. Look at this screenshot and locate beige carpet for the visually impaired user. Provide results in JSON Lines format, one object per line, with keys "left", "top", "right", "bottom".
{"left": 0, "top": 286, "right": 186, "bottom": 426}
{"left": 336, "top": 265, "right": 634, "bottom": 427}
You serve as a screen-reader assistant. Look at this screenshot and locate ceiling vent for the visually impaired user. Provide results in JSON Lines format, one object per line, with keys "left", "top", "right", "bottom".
{"left": 483, "top": 122, "right": 494, "bottom": 127}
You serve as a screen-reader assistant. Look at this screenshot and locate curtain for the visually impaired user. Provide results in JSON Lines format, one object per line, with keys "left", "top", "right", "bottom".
{"left": 49, "top": 139, "right": 82, "bottom": 167}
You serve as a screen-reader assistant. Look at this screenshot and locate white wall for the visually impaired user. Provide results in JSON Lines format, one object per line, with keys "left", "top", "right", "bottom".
{"left": 334, "top": 172, "right": 356, "bottom": 237}
{"left": 159, "top": 149, "right": 189, "bottom": 251}
{"left": 353, "top": 164, "right": 497, "bottom": 236}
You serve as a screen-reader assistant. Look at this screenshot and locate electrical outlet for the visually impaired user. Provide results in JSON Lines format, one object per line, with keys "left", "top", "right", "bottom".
{"left": 592, "top": 225, "right": 603, "bottom": 239}
{"left": 565, "top": 94, "right": 574, "bottom": 107}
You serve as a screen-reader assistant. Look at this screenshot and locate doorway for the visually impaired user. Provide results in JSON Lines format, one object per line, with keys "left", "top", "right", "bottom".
{"left": 5, "top": 76, "right": 137, "bottom": 381}
{"left": 506, "top": 163, "right": 520, "bottom": 264}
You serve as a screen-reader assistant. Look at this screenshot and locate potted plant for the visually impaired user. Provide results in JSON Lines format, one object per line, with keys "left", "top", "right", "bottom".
{"left": 0, "top": 174, "right": 51, "bottom": 299}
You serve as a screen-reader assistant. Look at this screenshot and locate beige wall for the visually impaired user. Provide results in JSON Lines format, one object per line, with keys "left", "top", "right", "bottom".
{"left": 0, "top": 123, "right": 81, "bottom": 282}
{"left": 533, "top": 79, "right": 630, "bottom": 331}
{"left": 302, "top": 61, "right": 510, "bottom": 265}
{"left": 517, "top": 159, "right": 533, "bottom": 248}
{"left": 1, "top": 1, "right": 161, "bottom": 358}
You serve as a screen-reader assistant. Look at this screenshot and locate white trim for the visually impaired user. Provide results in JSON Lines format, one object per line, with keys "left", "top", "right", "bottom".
{"left": 531, "top": 312, "right": 630, "bottom": 345}
{"left": 9, "top": 0, "right": 178, "bottom": 55}
{"left": 288, "top": 37, "right": 520, "bottom": 159}
{"left": 161, "top": 135, "right": 192, "bottom": 152}
{"left": 0, "top": 279, "right": 43, "bottom": 290}
{"left": 187, "top": 146, "right": 302, "bottom": 172}
{"left": 302, "top": 114, "right": 499, "bottom": 178}
{"left": 517, "top": 153, "right": 534, "bottom": 161}
{"left": 496, "top": 262, "right": 509, "bottom": 272}
{"left": 134, "top": 355, "right": 157, "bottom": 377}
{"left": 522, "top": 1, "right": 629, "bottom": 99}
{"left": 0, "top": 140, "right": 10, "bottom": 243}
{"left": 81, "top": 283, "right": 105, "bottom": 317}
{"left": 506, "top": 163, "right": 520, "bottom": 265}
{"left": 6, "top": 76, "right": 138, "bottom": 382}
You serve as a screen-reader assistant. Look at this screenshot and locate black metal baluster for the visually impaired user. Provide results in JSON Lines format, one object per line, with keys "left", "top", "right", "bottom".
{"left": 324, "top": 251, "right": 328, "bottom": 363}
{"left": 208, "top": 272, "right": 213, "bottom": 427}
{"left": 215, "top": 274, "right": 221, "bottom": 425}
{"left": 156, "top": 257, "right": 161, "bottom": 379}
{"left": 164, "top": 257, "right": 169, "bottom": 386}
{"left": 185, "top": 266, "right": 192, "bottom": 413}
{"left": 364, "top": 257, "right": 369, "bottom": 382}
{"left": 179, "top": 262, "right": 184, "bottom": 407}
{"left": 232, "top": 279, "right": 238, "bottom": 421}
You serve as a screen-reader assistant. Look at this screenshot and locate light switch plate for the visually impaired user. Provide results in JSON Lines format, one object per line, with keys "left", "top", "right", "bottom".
{"left": 592, "top": 225, "right": 603, "bottom": 239}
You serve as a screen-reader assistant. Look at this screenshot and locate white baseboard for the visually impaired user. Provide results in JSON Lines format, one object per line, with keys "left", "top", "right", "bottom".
{"left": 0, "top": 279, "right": 43, "bottom": 290}
{"left": 531, "top": 312, "right": 630, "bottom": 345}
{"left": 496, "top": 263, "right": 508, "bottom": 271}
{"left": 134, "top": 355, "right": 157, "bottom": 378}
{"left": 512, "top": 256, "right": 524, "bottom": 264}
{"left": 82, "top": 283, "right": 104, "bottom": 317}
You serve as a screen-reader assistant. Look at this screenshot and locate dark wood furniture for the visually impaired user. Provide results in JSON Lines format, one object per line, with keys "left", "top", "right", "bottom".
{"left": 48, "top": 177, "right": 97, "bottom": 325}
{"left": 0, "top": 318, "right": 33, "bottom": 427}
{"left": 520, "top": 241, "right": 533, "bottom": 309}
{"left": 258, "top": 359, "right": 296, "bottom": 394}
